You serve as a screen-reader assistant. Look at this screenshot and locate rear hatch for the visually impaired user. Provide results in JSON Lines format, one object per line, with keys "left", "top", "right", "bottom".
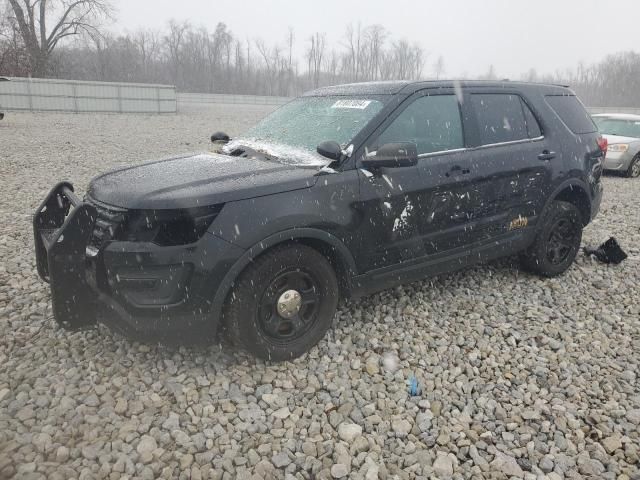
{"left": 545, "top": 93, "right": 606, "bottom": 173}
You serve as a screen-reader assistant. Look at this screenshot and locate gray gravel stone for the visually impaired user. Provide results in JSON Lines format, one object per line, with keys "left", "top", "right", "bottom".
{"left": 338, "top": 423, "right": 363, "bottom": 442}
{"left": 539, "top": 455, "right": 554, "bottom": 473}
{"left": 433, "top": 452, "right": 456, "bottom": 478}
{"left": 136, "top": 435, "right": 157, "bottom": 463}
{"left": 330, "top": 464, "right": 349, "bottom": 478}
{"left": 626, "top": 409, "right": 640, "bottom": 425}
{"left": 272, "top": 407, "right": 290, "bottom": 419}
{"left": 271, "top": 451, "right": 291, "bottom": 468}
{"left": 602, "top": 435, "right": 622, "bottom": 454}
{"left": 55, "top": 446, "right": 69, "bottom": 463}
{"left": 391, "top": 418, "right": 412, "bottom": 437}
{"left": 577, "top": 455, "right": 605, "bottom": 476}
{"left": 490, "top": 452, "right": 524, "bottom": 478}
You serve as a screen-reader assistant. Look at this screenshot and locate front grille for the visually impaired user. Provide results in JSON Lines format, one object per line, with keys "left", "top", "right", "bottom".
{"left": 87, "top": 203, "right": 126, "bottom": 254}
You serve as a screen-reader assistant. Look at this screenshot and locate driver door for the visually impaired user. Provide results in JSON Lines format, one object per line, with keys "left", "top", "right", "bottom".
{"left": 356, "top": 90, "right": 475, "bottom": 274}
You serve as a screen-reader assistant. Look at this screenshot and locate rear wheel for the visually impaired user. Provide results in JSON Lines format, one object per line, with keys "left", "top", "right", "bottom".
{"left": 223, "top": 244, "right": 339, "bottom": 361}
{"left": 626, "top": 155, "right": 640, "bottom": 178}
{"left": 520, "top": 201, "right": 583, "bottom": 277}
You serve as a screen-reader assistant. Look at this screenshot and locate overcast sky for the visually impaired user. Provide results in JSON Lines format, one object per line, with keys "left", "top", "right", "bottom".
{"left": 112, "top": 0, "right": 638, "bottom": 78}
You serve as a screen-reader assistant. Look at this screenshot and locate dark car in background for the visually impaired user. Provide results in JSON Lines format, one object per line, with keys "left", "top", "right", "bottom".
{"left": 34, "top": 80, "right": 605, "bottom": 360}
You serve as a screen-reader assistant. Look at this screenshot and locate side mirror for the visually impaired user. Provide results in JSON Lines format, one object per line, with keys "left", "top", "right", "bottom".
{"left": 211, "top": 131, "right": 230, "bottom": 143}
{"left": 362, "top": 142, "right": 418, "bottom": 169}
{"left": 317, "top": 140, "right": 343, "bottom": 161}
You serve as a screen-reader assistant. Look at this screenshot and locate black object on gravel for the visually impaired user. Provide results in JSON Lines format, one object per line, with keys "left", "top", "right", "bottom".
{"left": 583, "top": 237, "right": 628, "bottom": 264}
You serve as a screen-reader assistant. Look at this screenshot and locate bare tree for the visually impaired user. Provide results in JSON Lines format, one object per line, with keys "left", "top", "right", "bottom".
{"left": 133, "top": 29, "right": 160, "bottom": 82}
{"left": 6, "top": 0, "right": 112, "bottom": 76}
{"left": 286, "top": 27, "right": 294, "bottom": 94}
{"left": 522, "top": 67, "right": 538, "bottom": 82}
{"left": 0, "top": 18, "right": 436, "bottom": 99}
{"left": 433, "top": 55, "right": 445, "bottom": 80}
{"left": 0, "top": 2, "right": 30, "bottom": 75}
{"left": 484, "top": 64, "right": 497, "bottom": 80}
{"left": 256, "top": 38, "right": 282, "bottom": 95}
{"left": 306, "top": 32, "right": 325, "bottom": 88}
{"left": 164, "top": 19, "right": 189, "bottom": 87}
{"left": 343, "top": 23, "right": 363, "bottom": 82}
{"left": 364, "top": 24, "right": 385, "bottom": 80}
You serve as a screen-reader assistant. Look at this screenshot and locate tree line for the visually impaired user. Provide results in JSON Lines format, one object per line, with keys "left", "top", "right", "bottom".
{"left": 2, "top": 1, "right": 640, "bottom": 106}
{"left": 1, "top": 1, "right": 427, "bottom": 96}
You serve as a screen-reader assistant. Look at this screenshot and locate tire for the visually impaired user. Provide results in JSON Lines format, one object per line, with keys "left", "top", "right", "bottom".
{"left": 626, "top": 155, "right": 640, "bottom": 178}
{"left": 520, "top": 201, "right": 583, "bottom": 277}
{"left": 223, "top": 244, "right": 339, "bottom": 361}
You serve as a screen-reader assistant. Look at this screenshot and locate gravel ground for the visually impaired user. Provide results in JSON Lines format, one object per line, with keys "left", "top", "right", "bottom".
{"left": 1, "top": 106, "right": 639, "bottom": 480}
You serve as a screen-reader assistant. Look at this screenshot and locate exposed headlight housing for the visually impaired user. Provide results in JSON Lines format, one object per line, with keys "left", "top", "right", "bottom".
{"left": 608, "top": 143, "right": 629, "bottom": 153}
{"left": 119, "top": 204, "right": 224, "bottom": 246}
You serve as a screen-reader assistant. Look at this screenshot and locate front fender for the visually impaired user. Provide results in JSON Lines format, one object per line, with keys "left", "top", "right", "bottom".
{"left": 205, "top": 228, "right": 358, "bottom": 327}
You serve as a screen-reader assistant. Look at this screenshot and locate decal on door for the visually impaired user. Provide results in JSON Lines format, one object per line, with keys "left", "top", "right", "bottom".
{"left": 508, "top": 215, "right": 529, "bottom": 230}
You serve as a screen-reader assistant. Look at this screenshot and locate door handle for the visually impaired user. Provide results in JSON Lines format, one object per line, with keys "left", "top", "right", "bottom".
{"left": 538, "top": 150, "right": 556, "bottom": 161}
{"left": 446, "top": 165, "right": 471, "bottom": 177}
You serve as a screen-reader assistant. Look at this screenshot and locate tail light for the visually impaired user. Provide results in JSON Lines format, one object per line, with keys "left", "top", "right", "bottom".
{"left": 597, "top": 136, "right": 608, "bottom": 155}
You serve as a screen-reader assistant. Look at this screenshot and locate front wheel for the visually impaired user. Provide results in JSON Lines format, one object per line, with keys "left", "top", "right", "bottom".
{"left": 223, "top": 244, "right": 339, "bottom": 361}
{"left": 626, "top": 155, "right": 640, "bottom": 178}
{"left": 520, "top": 201, "right": 583, "bottom": 277}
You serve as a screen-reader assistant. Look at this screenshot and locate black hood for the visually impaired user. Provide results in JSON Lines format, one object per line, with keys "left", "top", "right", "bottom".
{"left": 87, "top": 152, "right": 319, "bottom": 209}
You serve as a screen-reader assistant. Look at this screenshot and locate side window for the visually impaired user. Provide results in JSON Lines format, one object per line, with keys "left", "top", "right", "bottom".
{"left": 521, "top": 99, "right": 542, "bottom": 138}
{"left": 545, "top": 95, "right": 597, "bottom": 134}
{"left": 471, "top": 94, "right": 528, "bottom": 144}
{"left": 373, "top": 95, "right": 464, "bottom": 155}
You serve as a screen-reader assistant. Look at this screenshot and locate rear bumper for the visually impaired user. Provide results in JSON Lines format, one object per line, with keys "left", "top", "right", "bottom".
{"left": 33, "top": 183, "right": 245, "bottom": 340}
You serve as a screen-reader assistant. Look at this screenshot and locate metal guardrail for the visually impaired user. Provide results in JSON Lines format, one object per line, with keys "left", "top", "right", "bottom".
{"left": 177, "top": 92, "right": 291, "bottom": 107}
{"left": 587, "top": 107, "right": 640, "bottom": 115}
{"left": 0, "top": 77, "right": 177, "bottom": 113}
{"left": 2, "top": 78, "right": 639, "bottom": 115}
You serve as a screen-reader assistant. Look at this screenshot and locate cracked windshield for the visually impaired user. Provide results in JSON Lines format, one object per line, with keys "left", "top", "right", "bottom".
{"left": 1, "top": 0, "right": 638, "bottom": 479}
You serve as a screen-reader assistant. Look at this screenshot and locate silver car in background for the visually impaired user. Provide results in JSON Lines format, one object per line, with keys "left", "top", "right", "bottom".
{"left": 592, "top": 113, "right": 640, "bottom": 177}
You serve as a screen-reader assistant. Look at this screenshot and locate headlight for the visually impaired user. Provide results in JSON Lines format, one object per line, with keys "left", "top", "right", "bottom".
{"left": 608, "top": 144, "right": 629, "bottom": 153}
{"left": 119, "top": 205, "right": 224, "bottom": 246}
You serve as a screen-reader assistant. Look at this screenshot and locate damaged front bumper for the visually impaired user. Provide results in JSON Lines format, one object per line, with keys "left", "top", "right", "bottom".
{"left": 33, "top": 183, "right": 244, "bottom": 340}
{"left": 34, "top": 182, "right": 99, "bottom": 329}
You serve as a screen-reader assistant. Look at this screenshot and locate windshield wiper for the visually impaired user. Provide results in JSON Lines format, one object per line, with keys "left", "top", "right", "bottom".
{"left": 225, "top": 144, "right": 280, "bottom": 163}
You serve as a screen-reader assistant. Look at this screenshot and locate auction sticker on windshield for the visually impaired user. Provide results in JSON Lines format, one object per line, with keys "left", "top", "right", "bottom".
{"left": 331, "top": 99, "right": 373, "bottom": 109}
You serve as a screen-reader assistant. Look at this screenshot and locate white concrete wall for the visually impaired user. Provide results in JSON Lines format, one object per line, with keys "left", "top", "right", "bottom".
{"left": 0, "top": 77, "right": 177, "bottom": 113}
{"left": 2, "top": 78, "right": 637, "bottom": 115}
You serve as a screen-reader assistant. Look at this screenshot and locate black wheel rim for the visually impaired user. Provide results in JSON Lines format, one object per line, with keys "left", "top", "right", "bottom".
{"left": 546, "top": 218, "right": 578, "bottom": 265}
{"left": 257, "top": 269, "right": 321, "bottom": 343}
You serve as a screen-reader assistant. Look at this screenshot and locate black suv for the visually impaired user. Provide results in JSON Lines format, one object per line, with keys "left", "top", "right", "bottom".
{"left": 34, "top": 80, "right": 605, "bottom": 360}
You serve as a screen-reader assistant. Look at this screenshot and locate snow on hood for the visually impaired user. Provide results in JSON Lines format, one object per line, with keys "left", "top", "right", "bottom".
{"left": 223, "top": 138, "right": 330, "bottom": 167}
{"left": 87, "top": 151, "right": 318, "bottom": 209}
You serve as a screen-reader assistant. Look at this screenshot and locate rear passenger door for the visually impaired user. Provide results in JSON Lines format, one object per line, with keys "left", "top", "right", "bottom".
{"left": 463, "top": 91, "right": 552, "bottom": 254}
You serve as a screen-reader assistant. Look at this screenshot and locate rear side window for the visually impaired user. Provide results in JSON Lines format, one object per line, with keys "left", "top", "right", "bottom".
{"left": 471, "top": 94, "right": 528, "bottom": 144}
{"left": 545, "top": 95, "right": 597, "bottom": 134}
